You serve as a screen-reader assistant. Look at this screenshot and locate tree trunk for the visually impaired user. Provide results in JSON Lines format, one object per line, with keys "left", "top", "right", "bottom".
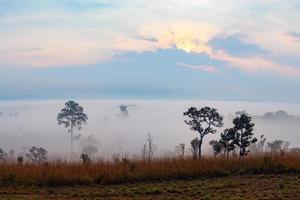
{"left": 239, "top": 129, "right": 243, "bottom": 160}
{"left": 198, "top": 136, "right": 203, "bottom": 160}
{"left": 71, "top": 124, "right": 73, "bottom": 158}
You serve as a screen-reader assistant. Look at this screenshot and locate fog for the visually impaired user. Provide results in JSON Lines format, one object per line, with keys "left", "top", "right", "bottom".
{"left": 0, "top": 100, "right": 300, "bottom": 159}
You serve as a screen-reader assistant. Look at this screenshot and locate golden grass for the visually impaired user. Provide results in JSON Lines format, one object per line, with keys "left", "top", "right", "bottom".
{"left": 1, "top": 153, "right": 300, "bottom": 186}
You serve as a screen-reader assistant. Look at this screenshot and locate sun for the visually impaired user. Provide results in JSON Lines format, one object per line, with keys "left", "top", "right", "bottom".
{"left": 175, "top": 38, "right": 197, "bottom": 52}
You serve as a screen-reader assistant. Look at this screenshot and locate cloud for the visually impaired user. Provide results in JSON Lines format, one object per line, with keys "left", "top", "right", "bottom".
{"left": 287, "top": 31, "right": 300, "bottom": 42}
{"left": 21, "top": 48, "right": 43, "bottom": 52}
{"left": 137, "top": 35, "right": 159, "bottom": 43}
{"left": 208, "top": 34, "right": 269, "bottom": 56}
{"left": 211, "top": 50, "right": 300, "bottom": 77}
{"left": 176, "top": 61, "right": 220, "bottom": 73}
{"left": 0, "top": 0, "right": 300, "bottom": 79}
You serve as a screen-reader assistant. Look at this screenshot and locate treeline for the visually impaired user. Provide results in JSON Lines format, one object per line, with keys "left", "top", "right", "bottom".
{"left": 0, "top": 102, "right": 299, "bottom": 164}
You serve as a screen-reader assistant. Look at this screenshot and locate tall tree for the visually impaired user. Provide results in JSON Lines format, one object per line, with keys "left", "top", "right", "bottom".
{"left": 184, "top": 107, "right": 223, "bottom": 159}
{"left": 57, "top": 100, "right": 88, "bottom": 156}
{"left": 232, "top": 112, "right": 257, "bottom": 159}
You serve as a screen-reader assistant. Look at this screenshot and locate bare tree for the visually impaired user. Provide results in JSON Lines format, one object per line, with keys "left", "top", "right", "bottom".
{"left": 290, "top": 147, "right": 300, "bottom": 153}
{"left": 267, "top": 139, "right": 290, "bottom": 154}
{"left": 249, "top": 135, "right": 267, "bottom": 154}
{"left": 175, "top": 143, "right": 185, "bottom": 158}
{"left": 57, "top": 100, "right": 88, "bottom": 157}
{"left": 142, "top": 133, "right": 157, "bottom": 161}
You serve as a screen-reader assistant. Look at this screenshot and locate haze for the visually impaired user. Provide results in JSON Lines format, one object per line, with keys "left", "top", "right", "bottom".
{"left": 1, "top": 100, "right": 300, "bottom": 159}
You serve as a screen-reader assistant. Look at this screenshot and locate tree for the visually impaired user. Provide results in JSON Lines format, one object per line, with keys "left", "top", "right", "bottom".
{"left": 175, "top": 143, "right": 185, "bottom": 158}
{"left": 290, "top": 147, "right": 300, "bottom": 153}
{"left": 80, "top": 153, "right": 91, "bottom": 164}
{"left": 267, "top": 139, "right": 290, "bottom": 154}
{"left": 184, "top": 107, "right": 223, "bottom": 159}
{"left": 57, "top": 100, "right": 88, "bottom": 156}
{"left": 81, "top": 145, "right": 98, "bottom": 158}
{"left": 17, "top": 156, "right": 23, "bottom": 164}
{"left": 209, "top": 140, "right": 222, "bottom": 158}
{"left": 231, "top": 112, "right": 257, "bottom": 159}
{"left": 25, "top": 146, "right": 47, "bottom": 163}
{"left": 249, "top": 134, "right": 266, "bottom": 154}
{"left": 190, "top": 138, "right": 200, "bottom": 159}
{"left": 0, "top": 148, "right": 7, "bottom": 161}
{"left": 142, "top": 133, "right": 157, "bottom": 162}
{"left": 219, "top": 128, "right": 236, "bottom": 159}
{"left": 119, "top": 104, "right": 129, "bottom": 116}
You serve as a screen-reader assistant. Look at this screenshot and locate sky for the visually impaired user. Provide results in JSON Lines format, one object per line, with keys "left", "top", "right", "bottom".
{"left": 1, "top": 0, "right": 300, "bottom": 101}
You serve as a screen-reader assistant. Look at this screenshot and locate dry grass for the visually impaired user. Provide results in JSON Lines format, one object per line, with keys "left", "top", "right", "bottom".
{"left": 1, "top": 153, "right": 300, "bottom": 186}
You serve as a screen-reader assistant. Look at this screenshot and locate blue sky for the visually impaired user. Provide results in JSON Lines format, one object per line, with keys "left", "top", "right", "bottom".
{"left": 0, "top": 0, "right": 300, "bottom": 101}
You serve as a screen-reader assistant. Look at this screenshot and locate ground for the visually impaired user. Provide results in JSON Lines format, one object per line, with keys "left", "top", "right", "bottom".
{"left": 0, "top": 175, "right": 300, "bottom": 200}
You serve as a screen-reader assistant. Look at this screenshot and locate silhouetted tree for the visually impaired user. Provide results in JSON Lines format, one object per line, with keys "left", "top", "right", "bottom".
{"left": 25, "top": 146, "right": 47, "bottom": 163}
{"left": 81, "top": 145, "right": 98, "bottom": 158}
{"left": 267, "top": 139, "right": 290, "bottom": 154}
{"left": 0, "top": 148, "right": 7, "bottom": 161}
{"left": 142, "top": 133, "right": 157, "bottom": 162}
{"left": 219, "top": 128, "right": 236, "bottom": 159}
{"left": 119, "top": 104, "right": 129, "bottom": 116}
{"left": 190, "top": 138, "right": 200, "bottom": 159}
{"left": 175, "top": 143, "right": 185, "bottom": 158}
{"left": 80, "top": 153, "right": 91, "bottom": 164}
{"left": 209, "top": 140, "right": 222, "bottom": 158}
{"left": 231, "top": 112, "right": 257, "bottom": 159}
{"left": 184, "top": 107, "right": 223, "bottom": 159}
{"left": 57, "top": 100, "right": 88, "bottom": 156}
{"left": 290, "top": 147, "right": 300, "bottom": 153}
{"left": 249, "top": 134, "right": 266, "bottom": 154}
{"left": 17, "top": 156, "right": 23, "bottom": 164}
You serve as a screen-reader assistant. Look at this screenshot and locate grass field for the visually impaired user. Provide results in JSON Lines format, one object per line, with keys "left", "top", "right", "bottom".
{"left": 0, "top": 174, "right": 300, "bottom": 199}
{"left": 1, "top": 153, "right": 300, "bottom": 187}
{"left": 1, "top": 153, "right": 300, "bottom": 199}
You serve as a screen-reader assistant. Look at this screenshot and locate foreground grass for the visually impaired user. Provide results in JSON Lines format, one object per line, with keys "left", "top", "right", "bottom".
{"left": 1, "top": 153, "right": 300, "bottom": 186}
{"left": 0, "top": 174, "right": 300, "bottom": 199}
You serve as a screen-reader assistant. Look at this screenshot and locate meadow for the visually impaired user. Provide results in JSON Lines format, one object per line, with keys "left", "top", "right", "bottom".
{"left": 1, "top": 153, "right": 300, "bottom": 187}
{"left": 1, "top": 100, "right": 300, "bottom": 199}
{"left": 1, "top": 153, "right": 300, "bottom": 199}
